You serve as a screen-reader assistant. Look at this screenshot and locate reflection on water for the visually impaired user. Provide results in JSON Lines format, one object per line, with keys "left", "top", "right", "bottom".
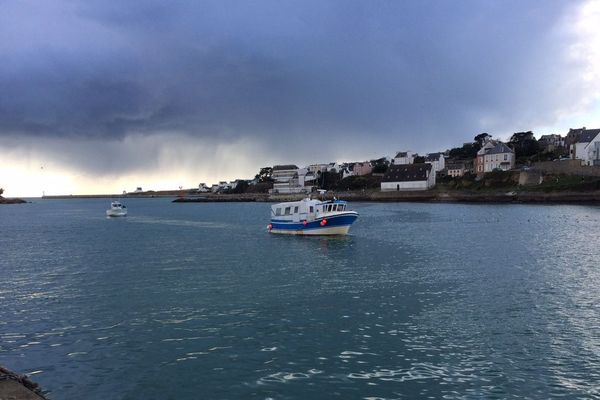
{"left": 0, "top": 199, "right": 599, "bottom": 399}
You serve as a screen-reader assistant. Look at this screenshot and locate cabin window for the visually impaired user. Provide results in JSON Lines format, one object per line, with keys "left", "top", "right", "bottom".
{"left": 309, "top": 206, "right": 314, "bottom": 213}
{"left": 275, "top": 208, "right": 282, "bottom": 216}
{"left": 294, "top": 206, "right": 299, "bottom": 214}
{"left": 284, "top": 207, "right": 291, "bottom": 215}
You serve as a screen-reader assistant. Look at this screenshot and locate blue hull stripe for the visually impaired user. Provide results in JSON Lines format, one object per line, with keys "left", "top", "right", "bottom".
{"left": 270, "top": 214, "right": 358, "bottom": 231}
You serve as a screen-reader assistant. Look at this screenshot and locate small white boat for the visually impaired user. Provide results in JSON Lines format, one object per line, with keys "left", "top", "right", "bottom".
{"left": 106, "top": 201, "right": 127, "bottom": 217}
{"left": 268, "top": 197, "right": 358, "bottom": 235}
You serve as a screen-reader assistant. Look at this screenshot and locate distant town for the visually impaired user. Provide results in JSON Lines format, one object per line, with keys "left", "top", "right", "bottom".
{"left": 140, "top": 127, "right": 598, "bottom": 197}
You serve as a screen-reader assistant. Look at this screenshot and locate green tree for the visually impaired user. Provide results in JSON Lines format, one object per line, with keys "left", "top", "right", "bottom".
{"left": 255, "top": 167, "right": 273, "bottom": 182}
{"left": 448, "top": 143, "right": 478, "bottom": 159}
{"left": 474, "top": 132, "right": 491, "bottom": 148}
{"left": 509, "top": 131, "right": 539, "bottom": 158}
{"left": 370, "top": 157, "right": 389, "bottom": 174}
{"left": 413, "top": 155, "right": 425, "bottom": 163}
{"left": 0, "top": 188, "right": 3, "bottom": 196}
{"left": 231, "top": 180, "right": 249, "bottom": 194}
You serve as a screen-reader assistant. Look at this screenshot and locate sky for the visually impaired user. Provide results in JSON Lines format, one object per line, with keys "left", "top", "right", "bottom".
{"left": 1, "top": 0, "right": 600, "bottom": 197}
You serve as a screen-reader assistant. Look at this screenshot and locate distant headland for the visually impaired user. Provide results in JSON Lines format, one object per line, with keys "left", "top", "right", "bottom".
{"left": 0, "top": 188, "right": 26, "bottom": 204}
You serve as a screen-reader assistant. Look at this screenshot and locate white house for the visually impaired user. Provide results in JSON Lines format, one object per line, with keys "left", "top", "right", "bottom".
{"left": 425, "top": 152, "right": 445, "bottom": 174}
{"left": 307, "top": 164, "right": 329, "bottom": 173}
{"left": 446, "top": 162, "right": 466, "bottom": 177}
{"left": 476, "top": 142, "right": 514, "bottom": 173}
{"left": 327, "top": 162, "right": 339, "bottom": 173}
{"left": 381, "top": 163, "right": 435, "bottom": 191}
{"left": 392, "top": 151, "right": 415, "bottom": 165}
{"left": 571, "top": 129, "right": 600, "bottom": 166}
{"left": 198, "top": 183, "right": 210, "bottom": 193}
{"left": 271, "top": 164, "right": 307, "bottom": 194}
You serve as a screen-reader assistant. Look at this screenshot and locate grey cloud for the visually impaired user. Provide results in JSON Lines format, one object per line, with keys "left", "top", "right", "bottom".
{"left": 0, "top": 0, "right": 589, "bottom": 162}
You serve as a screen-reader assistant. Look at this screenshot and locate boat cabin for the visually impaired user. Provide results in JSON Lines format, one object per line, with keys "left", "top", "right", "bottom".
{"left": 271, "top": 198, "right": 348, "bottom": 222}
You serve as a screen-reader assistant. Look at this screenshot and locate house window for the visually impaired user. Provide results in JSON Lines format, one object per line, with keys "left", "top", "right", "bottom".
{"left": 309, "top": 206, "right": 314, "bottom": 213}
{"left": 284, "top": 207, "right": 291, "bottom": 215}
{"left": 294, "top": 206, "right": 299, "bottom": 213}
{"left": 504, "top": 154, "right": 508, "bottom": 161}
{"left": 275, "top": 208, "right": 282, "bottom": 216}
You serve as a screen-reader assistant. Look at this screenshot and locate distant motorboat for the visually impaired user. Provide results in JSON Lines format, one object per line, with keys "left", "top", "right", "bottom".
{"left": 267, "top": 197, "right": 358, "bottom": 235}
{"left": 106, "top": 201, "right": 127, "bottom": 217}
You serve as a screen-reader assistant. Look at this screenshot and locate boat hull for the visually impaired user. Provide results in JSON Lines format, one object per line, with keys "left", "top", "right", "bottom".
{"left": 106, "top": 210, "right": 127, "bottom": 217}
{"left": 269, "top": 212, "right": 357, "bottom": 236}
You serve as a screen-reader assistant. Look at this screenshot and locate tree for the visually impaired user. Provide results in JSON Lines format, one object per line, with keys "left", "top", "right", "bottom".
{"left": 509, "top": 131, "right": 539, "bottom": 158}
{"left": 255, "top": 167, "right": 273, "bottom": 182}
{"left": 448, "top": 143, "right": 478, "bottom": 159}
{"left": 474, "top": 132, "right": 491, "bottom": 148}
{"left": 413, "top": 155, "right": 425, "bottom": 163}
{"left": 231, "top": 180, "right": 249, "bottom": 194}
{"left": 370, "top": 157, "right": 389, "bottom": 174}
{"left": 0, "top": 188, "right": 3, "bottom": 197}
{"left": 318, "top": 171, "right": 341, "bottom": 190}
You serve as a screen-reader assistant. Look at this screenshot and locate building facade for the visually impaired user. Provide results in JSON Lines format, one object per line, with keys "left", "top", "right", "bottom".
{"left": 381, "top": 163, "right": 435, "bottom": 191}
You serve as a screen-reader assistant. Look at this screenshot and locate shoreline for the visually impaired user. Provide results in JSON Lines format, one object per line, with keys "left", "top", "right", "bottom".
{"left": 40, "top": 190, "right": 600, "bottom": 204}
{"left": 0, "top": 197, "right": 27, "bottom": 204}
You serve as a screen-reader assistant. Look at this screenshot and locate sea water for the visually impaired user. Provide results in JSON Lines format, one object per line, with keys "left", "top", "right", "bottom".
{"left": 1, "top": 199, "right": 599, "bottom": 399}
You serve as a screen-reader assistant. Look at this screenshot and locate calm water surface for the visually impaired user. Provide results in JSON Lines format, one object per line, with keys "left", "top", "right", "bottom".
{"left": 1, "top": 199, "right": 599, "bottom": 399}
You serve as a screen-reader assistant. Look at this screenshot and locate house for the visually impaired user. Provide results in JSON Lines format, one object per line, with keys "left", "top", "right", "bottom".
{"left": 570, "top": 128, "right": 600, "bottom": 165}
{"left": 476, "top": 142, "right": 515, "bottom": 174}
{"left": 381, "top": 163, "right": 435, "bottom": 191}
{"left": 353, "top": 161, "right": 372, "bottom": 176}
{"left": 198, "top": 183, "right": 210, "bottom": 193}
{"left": 210, "top": 184, "right": 220, "bottom": 193}
{"left": 134, "top": 187, "right": 143, "bottom": 193}
{"left": 392, "top": 151, "right": 415, "bottom": 165}
{"left": 425, "top": 152, "right": 445, "bottom": 174}
{"left": 340, "top": 163, "right": 354, "bottom": 179}
{"left": 327, "top": 162, "right": 340, "bottom": 173}
{"left": 300, "top": 169, "right": 318, "bottom": 189}
{"left": 538, "top": 134, "right": 564, "bottom": 152}
{"left": 565, "top": 127, "right": 585, "bottom": 151}
{"left": 446, "top": 162, "right": 466, "bottom": 177}
{"left": 307, "top": 164, "right": 329, "bottom": 174}
{"left": 475, "top": 141, "right": 495, "bottom": 174}
{"left": 271, "top": 164, "right": 307, "bottom": 194}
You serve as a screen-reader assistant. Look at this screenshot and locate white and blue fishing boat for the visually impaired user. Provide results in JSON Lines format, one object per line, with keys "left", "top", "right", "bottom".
{"left": 268, "top": 197, "right": 358, "bottom": 235}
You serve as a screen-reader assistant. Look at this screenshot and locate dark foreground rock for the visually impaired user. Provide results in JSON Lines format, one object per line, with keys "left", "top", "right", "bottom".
{"left": 0, "top": 197, "right": 27, "bottom": 204}
{"left": 0, "top": 366, "right": 46, "bottom": 399}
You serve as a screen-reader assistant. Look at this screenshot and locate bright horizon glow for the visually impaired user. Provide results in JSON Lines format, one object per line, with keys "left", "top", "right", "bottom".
{"left": 2, "top": 0, "right": 600, "bottom": 198}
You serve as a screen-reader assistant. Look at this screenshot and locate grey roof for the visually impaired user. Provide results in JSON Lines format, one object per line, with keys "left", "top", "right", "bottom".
{"left": 577, "top": 129, "right": 600, "bottom": 143}
{"left": 446, "top": 163, "right": 465, "bottom": 169}
{"left": 487, "top": 143, "right": 514, "bottom": 155}
{"left": 382, "top": 164, "right": 432, "bottom": 182}
{"left": 273, "top": 164, "right": 299, "bottom": 171}
{"left": 394, "top": 151, "right": 409, "bottom": 158}
{"left": 425, "top": 152, "right": 443, "bottom": 161}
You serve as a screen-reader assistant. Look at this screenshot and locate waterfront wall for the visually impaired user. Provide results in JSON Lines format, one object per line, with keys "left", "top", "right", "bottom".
{"left": 532, "top": 160, "right": 600, "bottom": 177}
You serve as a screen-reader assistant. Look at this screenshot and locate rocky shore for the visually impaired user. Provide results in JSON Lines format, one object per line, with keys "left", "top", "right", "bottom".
{"left": 0, "top": 366, "right": 46, "bottom": 399}
{"left": 171, "top": 189, "right": 600, "bottom": 204}
{"left": 0, "top": 197, "right": 27, "bottom": 204}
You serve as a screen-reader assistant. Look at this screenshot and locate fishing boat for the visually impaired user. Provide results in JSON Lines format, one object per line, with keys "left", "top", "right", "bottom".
{"left": 106, "top": 201, "right": 127, "bottom": 217}
{"left": 268, "top": 197, "right": 358, "bottom": 235}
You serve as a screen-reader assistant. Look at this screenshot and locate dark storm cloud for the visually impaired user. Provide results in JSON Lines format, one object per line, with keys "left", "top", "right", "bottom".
{"left": 0, "top": 0, "right": 587, "bottom": 155}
